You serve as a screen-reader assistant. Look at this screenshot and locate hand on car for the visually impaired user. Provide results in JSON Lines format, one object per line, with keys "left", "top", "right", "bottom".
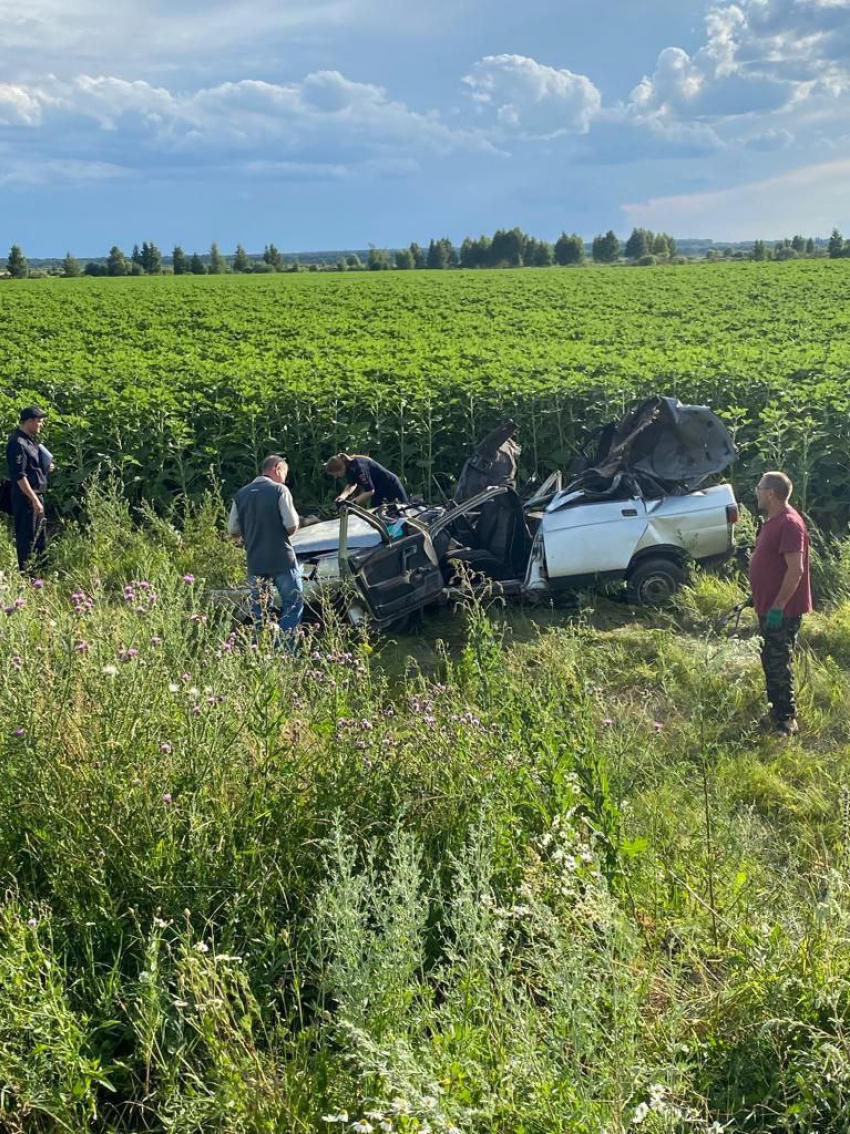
{"left": 765, "top": 608, "right": 784, "bottom": 630}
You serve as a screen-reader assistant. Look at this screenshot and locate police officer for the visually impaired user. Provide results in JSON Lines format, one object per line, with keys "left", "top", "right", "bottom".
{"left": 6, "top": 406, "right": 49, "bottom": 573}
{"left": 324, "top": 453, "right": 408, "bottom": 510}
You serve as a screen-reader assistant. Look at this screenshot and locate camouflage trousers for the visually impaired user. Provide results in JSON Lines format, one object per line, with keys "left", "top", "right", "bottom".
{"left": 758, "top": 615, "right": 802, "bottom": 722}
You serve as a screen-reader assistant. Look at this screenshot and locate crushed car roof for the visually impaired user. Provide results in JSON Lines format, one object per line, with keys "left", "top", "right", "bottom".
{"left": 577, "top": 395, "right": 736, "bottom": 494}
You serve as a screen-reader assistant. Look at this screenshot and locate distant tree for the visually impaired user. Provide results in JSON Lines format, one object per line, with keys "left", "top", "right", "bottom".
{"left": 6, "top": 245, "right": 28, "bottom": 278}
{"left": 805, "top": 237, "right": 815, "bottom": 254}
{"left": 336, "top": 258, "right": 348, "bottom": 271}
{"left": 751, "top": 239, "right": 767, "bottom": 261}
{"left": 107, "top": 246, "right": 128, "bottom": 276}
{"left": 529, "top": 239, "right": 554, "bottom": 267}
{"left": 775, "top": 246, "right": 798, "bottom": 261}
{"left": 828, "top": 228, "right": 844, "bottom": 259}
{"left": 790, "top": 234, "right": 806, "bottom": 253}
{"left": 367, "top": 246, "right": 391, "bottom": 271}
{"left": 61, "top": 251, "right": 81, "bottom": 278}
{"left": 287, "top": 258, "right": 301, "bottom": 273}
{"left": 264, "top": 243, "right": 284, "bottom": 271}
{"left": 592, "top": 230, "right": 620, "bottom": 263}
{"left": 131, "top": 244, "right": 143, "bottom": 269}
{"left": 394, "top": 248, "right": 415, "bottom": 270}
{"left": 426, "top": 239, "right": 448, "bottom": 269}
{"left": 408, "top": 242, "right": 426, "bottom": 269}
{"left": 233, "top": 244, "right": 250, "bottom": 273}
{"left": 140, "top": 241, "right": 162, "bottom": 274}
{"left": 624, "top": 228, "right": 651, "bottom": 259}
{"left": 554, "top": 232, "right": 584, "bottom": 265}
{"left": 129, "top": 261, "right": 144, "bottom": 276}
{"left": 345, "top": 253, "right": 362, "bottom": 269}
{"left": 489, "top": 228, "right": 525, "bottom": 267}
{"left": 208, "top": 242, "right": 227, "bottom": 274}
{"left": 84, "top": 261, "right": 107, "bottom": 276}
{"left": 172, "top": 246, "right": 187, "bottom": 275}
{"left": 190, "top": 252, "right": 206, "bottom": 275}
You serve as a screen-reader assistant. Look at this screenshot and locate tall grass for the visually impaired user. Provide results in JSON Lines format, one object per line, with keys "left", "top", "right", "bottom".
{"left": 3, "top": 492, "right": 850, "bottom": 1131}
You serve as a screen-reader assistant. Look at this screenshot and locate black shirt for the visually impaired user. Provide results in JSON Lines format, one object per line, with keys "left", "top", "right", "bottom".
{"left": 346, "top": 457, "right": 408, "bottom": 507}
{"left": 6, "top": 429, "right": 47, "bottom": 501}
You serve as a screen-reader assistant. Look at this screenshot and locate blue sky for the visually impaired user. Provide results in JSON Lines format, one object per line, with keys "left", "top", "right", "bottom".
{"left": 1, "top": 0, "right": 848, "bottom": 255}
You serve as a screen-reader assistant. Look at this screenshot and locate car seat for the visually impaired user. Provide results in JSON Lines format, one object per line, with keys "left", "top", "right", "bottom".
{"left": 447, "top": 490, "right": 531, "bottom": 581}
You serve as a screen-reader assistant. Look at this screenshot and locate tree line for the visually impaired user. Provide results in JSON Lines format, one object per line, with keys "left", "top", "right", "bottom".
{"left": 3, "top": 226, "right": 847, "bottom": 280}
{"left": 362, "top": 227, "right": 678, "bottom": 271}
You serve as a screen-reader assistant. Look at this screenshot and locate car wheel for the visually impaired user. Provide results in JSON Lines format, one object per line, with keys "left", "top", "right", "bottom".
{"left": 627, "top": 557, "right": 686, "bottom": 606}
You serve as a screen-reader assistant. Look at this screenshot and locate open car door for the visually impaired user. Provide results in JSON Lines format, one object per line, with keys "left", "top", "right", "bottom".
{"left": 338, "top": 504, "right": 446, "bottom": 628}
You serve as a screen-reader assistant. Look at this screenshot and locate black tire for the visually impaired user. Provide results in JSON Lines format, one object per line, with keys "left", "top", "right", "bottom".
{"left": 627, "top": 557, "right": 686, "bottom": 606}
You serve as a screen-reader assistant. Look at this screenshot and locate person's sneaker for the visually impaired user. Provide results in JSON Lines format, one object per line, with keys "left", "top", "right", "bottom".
{"left": 775, "top": 717, "right": 799, "bottom": 737}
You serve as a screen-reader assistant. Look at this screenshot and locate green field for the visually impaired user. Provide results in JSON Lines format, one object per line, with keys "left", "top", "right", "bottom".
{"left": 3, "top": 263, "right": 850, "bottom": 1132}
{"left": 2, "top": 259, "right": 850, "bottom": 520}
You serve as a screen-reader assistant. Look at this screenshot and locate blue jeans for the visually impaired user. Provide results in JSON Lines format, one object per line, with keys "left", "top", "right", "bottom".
{"left": 249, "top": 568, "right": 304, "bottom": 652}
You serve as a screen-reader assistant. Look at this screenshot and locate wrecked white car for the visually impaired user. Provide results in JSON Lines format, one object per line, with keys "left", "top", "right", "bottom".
{"left": 296, "top": 396, "right": 740, "bottom": 628}
{"left": 216, "top": 397, "right": 739, "bottom": 628}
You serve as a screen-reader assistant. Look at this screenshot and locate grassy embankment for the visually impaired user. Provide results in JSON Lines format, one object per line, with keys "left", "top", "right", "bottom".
{"left": 2, "top": 489, "right": 850, "bottom": 1132}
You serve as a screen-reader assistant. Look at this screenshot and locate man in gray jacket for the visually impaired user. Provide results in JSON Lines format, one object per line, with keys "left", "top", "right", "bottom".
{"left": 228, "top": 455, "right": 303, "bottom": 650}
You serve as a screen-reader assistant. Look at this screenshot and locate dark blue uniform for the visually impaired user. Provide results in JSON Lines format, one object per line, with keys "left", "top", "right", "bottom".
{"left": 346, "top": 457, "right": 408, "bottom": 507}
{"left": 6, "top": 429, "right": 47, "bottom": 572}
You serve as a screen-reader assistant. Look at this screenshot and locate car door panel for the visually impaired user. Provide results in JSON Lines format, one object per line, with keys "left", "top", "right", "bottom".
{"left": 350, "top": 530, "right": 444, "bottom": 623}
{"left": 541, "top": 498, "right": 648, "bottom": 579}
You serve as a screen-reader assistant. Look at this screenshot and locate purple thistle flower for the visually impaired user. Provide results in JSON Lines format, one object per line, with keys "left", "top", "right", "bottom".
{"left": 14, "top": 597, "right": 26, "bottom": 608}
{"left": 150, "top": 636, "right": 162, "bottom": 646}
{"left": 11, "top": 656, "right": 23, "bottom": 670}
{"left": 13, "top": 727, "right": 25, "bottom": 737}
{"left": 161, "top": 792, "right": 173, "bottom": 804}
{"left": 138, "top": 580, "right": 151, "bottom": 590}
{"left": 603, "top": 717, "right": 614, "bottom": 726}
{"left": 160, "top": 742, "right": 173, "bottom": 754}
{"left": 653, "top": 720, "right": 664, "bottom": 731}
{"left": 75, "top": 640, "right": 89, "bottom": 653}
{"left": 182, "top": 573, "right": 195, "bottom": 584}
{"left": 32, "top": 578, "right": 44, "bottom": 589}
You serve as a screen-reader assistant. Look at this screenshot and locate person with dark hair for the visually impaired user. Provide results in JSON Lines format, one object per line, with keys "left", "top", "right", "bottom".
{"left": 324, "top": 453, "right": 408, "bottom": 510}
{"left": 228, "top": 455, "right": 303, "bottom": 651}
{"left": 750, "top": 470, "right": 812, "bottom": 737}
{"left": 5, "top": 405, "right": 49, "bottom": 573}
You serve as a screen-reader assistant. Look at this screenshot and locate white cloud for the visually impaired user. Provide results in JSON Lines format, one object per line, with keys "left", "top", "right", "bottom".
{"left": 463, "top": 54, "right": 602, "bottom": 138}
{"left": 629, "top": 0, "right": 850, "bottom": 140}
{"left": 0, "top": 158, "right": 128, "bottom": 186}
{"left": 0, "top": 83, "right": 53, "bottom": 126}
{"left": 0, "top": 71, "right": 490, "bottom": 174}
{"left": 622, "top": 157, "right": 850, "bottom": 238}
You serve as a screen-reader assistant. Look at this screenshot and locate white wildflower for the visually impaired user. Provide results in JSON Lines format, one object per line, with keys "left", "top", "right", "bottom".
{"left": 632, "top": 1101, "right": 650, "bottom": 1125}
{"left": 351, "top": 1123, "right": 374, "bottom": 1133}
{"left": 193, "top": 941, "right": 209, "bottom": 954}
{"left": 168, "top": 682, "right": 180, "bottom": 693}
{"left": 102, "top": 664, "right": 118, "bottom": 677}
{"left": 321, "top": 1114, "right": 348, "bottom": 1125}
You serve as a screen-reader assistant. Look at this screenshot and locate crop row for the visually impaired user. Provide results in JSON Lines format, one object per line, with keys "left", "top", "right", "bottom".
{"left": 1, "top": 260, "right": 849, "bottom": 522}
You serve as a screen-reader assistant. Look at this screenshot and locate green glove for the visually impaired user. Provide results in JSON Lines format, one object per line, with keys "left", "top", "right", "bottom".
{"left": 765, "top": 608, "right": 784, "bottom": 630}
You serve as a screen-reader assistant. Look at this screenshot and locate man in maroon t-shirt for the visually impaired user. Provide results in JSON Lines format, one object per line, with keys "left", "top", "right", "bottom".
{"left": 749, "top": 471, "right": 812, "bottom": 736}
